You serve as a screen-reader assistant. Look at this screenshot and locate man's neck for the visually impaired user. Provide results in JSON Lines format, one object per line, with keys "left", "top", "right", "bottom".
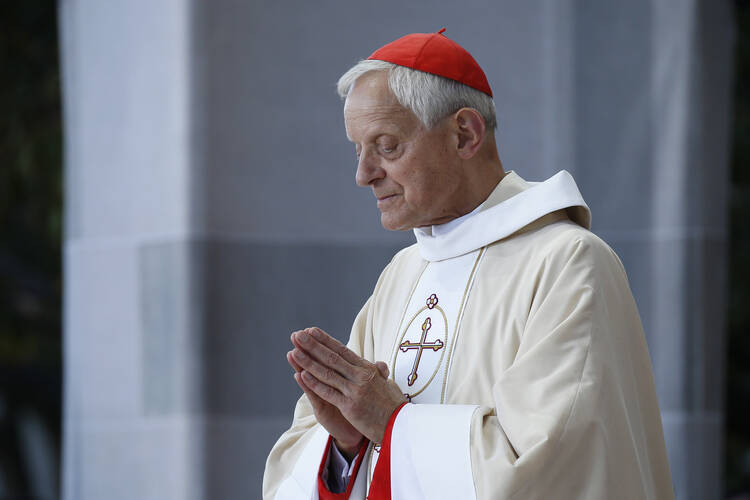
{"left": 459, "top": 162, "right": 506, "bottom": 219}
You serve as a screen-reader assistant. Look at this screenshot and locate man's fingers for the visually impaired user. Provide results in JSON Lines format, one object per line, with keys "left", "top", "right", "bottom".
{"left": 299, "top": 369, "right": 346, "bottom": 408}
{"left": 287, "top": 351, "right": 303, "bottom": 373}
{"left": 293, "top": 371, "right": 308, "bottom": 393}
{"left": 294, "top": 372, "right": 339, "bottom": 417}
{"left": 292, "top": 331, "right": 360, "bottom": 380}
{"left": 294, "top": 371, "right": 325, "bottom": 406}
{"left": 291, "top": 327, "right": 382, "bottom": 388}
{"left": 292, "top": 347, "right": 351, "bottom": 393}
{"left": 308, "top": 327, "right": 367, "bottom": 367}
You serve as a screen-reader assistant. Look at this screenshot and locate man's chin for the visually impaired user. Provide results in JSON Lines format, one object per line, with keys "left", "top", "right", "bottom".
{"left": 380, "top": 214, "right": 414, "bottom": 232}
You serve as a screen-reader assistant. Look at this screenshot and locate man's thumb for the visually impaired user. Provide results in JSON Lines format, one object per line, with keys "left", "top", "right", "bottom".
{"left": 375, "top": 361, "right": 389, "bottom": 378}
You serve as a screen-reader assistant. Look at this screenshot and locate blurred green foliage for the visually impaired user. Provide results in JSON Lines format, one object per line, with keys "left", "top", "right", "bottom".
{"left": 727, "top": 0, "right": 750, "bottom": 495}
{"left": 0, "top": 0, "right": 62, "bottom": 495}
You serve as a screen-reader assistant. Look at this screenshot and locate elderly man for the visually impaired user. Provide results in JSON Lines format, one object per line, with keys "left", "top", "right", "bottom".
{"left": 263, "top": 30, "right": 674, "bottom": 500}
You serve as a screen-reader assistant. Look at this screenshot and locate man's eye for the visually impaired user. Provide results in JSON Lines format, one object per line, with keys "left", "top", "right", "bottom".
{"left": 381, "top": 145, "right": 396, "bottom": 153}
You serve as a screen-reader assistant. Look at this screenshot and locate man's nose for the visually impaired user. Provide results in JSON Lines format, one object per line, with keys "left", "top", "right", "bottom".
{"left": 355, "top": 150, "right": 385, "bottom": 187}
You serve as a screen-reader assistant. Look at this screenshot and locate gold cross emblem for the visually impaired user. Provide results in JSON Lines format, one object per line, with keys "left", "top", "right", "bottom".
{"left": 399, "top": 316, "right": 444, "bottom": 386}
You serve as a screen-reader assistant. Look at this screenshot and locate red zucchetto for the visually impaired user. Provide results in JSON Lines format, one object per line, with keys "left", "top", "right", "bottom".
{"left": 367, "top": 28, "right": 493, "bottom": 97}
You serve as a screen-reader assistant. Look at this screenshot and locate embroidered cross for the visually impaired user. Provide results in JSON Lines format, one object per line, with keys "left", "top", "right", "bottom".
{"left": 399, "top": 316, "right": 444, "bottom": 386}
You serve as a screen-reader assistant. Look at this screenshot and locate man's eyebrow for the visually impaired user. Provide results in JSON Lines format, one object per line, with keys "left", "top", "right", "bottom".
{"left": 348, "top": 132, "right": 400, "bottom": 149}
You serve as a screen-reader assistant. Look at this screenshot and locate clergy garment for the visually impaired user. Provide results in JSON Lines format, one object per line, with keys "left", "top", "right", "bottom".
{"left": 263, "top": 170, "right": 675, "bottom": 500}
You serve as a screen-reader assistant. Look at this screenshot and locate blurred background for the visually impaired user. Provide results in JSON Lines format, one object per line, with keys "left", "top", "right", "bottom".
{"left": 0, "top": 0, "right": 748, "bottom": 499}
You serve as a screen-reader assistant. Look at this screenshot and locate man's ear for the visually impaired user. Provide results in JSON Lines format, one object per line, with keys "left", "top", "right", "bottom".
{"left": 454, "top": 108, "right": 486, "bottom": 159}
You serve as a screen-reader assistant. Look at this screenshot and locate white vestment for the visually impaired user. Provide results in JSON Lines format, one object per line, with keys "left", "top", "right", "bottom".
{"left": 263, "top": 170, "right": 674, "bottom": 500}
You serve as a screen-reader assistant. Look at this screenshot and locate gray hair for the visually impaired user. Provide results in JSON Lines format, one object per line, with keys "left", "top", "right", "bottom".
{"left": 337, "top": 59, "right": 497, "bottom": 131}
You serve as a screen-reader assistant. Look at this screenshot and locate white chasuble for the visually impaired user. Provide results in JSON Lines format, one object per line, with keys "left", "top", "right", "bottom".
{"left": 366, "top": 248, "right": 485, "bottom": 492}
{"left": 263, "top": 171, "right": 675, "bottom": 500}
{"left": 391, "top": 248, "right": 484, "bottom": 404}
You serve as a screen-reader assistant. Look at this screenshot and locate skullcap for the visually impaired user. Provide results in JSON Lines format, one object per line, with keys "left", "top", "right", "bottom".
{"left": 367, "top": 28, "right": 493, "bottom": 97}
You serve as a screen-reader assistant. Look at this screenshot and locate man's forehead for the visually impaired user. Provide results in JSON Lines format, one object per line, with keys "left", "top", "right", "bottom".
{"left": 344, "top": 99, "right": 410, "bottom": 123}
{"left": 343, "top": 102, "right": 417, "bottom": 142}
{"left": 343, "top": 73, "right": 419, "bottom": 141}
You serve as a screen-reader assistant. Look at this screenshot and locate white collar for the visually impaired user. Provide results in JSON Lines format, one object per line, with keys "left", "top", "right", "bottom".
{"left": 413, "top": 170, "right": 591, "bottom": 262}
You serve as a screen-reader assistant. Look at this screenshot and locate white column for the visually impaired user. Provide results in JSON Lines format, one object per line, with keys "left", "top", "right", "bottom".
{"left": 60, "top": 0, "right": 198, "bottom": 498}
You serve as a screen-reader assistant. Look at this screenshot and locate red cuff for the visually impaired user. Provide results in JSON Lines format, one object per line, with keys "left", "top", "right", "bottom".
{"left": 366, "top": 402, "right": 409, "bottom": 500}
{"left": 317, "top": 436, "right": 369, "bottom": 500}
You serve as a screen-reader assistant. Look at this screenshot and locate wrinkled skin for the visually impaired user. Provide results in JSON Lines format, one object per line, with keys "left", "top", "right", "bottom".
{"left": 345, "top": 72, "right": 470, "bottom": 231}
{"left": 287, "top": 327, "right": 406, "bottom": 459}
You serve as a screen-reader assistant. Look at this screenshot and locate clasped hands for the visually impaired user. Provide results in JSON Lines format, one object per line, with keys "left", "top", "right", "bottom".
{"left": 287, "top": 327, "right": 407, "bottom": 460}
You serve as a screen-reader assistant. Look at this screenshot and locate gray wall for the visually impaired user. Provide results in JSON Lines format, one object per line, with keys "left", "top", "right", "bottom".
{"left": 60, "top": 0, "right": 734, "bottom": 498}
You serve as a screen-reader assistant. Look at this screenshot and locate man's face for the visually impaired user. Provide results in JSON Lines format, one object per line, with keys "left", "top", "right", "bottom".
{"left": 344, "top": 72, "right": 464, "bottom": 231}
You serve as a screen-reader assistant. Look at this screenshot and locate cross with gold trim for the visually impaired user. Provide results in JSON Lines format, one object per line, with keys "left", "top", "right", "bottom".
{"left": 399, "top": 317, "right": 444, "bottom": 386}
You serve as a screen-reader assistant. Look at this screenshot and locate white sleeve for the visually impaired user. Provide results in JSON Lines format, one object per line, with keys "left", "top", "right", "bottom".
{"left": 389, "top": 404, "right": 479, "bottom": 499}
{"left": 273, "top": 426, "right": 328, "bottom": 500}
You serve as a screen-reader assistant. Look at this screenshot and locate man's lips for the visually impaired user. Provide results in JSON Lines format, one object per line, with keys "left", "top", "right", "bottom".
{"left": 376, "top": 194, "right": 397, "bottom": 201}
{"left": 376, "top": 193, "right": 400, "bottom": 207}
